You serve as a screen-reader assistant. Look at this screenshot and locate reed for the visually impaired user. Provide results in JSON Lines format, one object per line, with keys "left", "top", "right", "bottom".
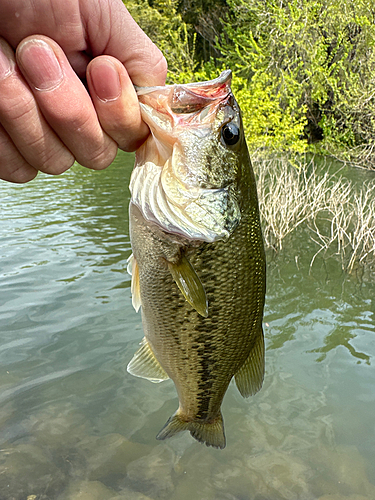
{"left": 253, "top": 154, "right": 375, "bottom": 272}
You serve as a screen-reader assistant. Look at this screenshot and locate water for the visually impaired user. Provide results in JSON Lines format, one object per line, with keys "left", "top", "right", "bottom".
{"left": 0, "top": 151, "right": 374, "bottom": 500}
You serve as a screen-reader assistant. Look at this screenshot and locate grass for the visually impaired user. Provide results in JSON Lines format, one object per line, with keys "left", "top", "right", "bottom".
{"left": 253, "top": 154, "right": 375, "bottom": 272}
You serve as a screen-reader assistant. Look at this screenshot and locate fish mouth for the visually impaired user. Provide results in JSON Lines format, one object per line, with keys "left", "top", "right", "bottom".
{"left": 135, "top": 70, "right": 232, "bottom": 100}
{"left": 135, "top": 71, "right": 233, "bottom": 135}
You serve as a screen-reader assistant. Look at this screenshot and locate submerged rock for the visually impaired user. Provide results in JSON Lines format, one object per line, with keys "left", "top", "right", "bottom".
{"left": 318, "top": 495, "right": 372, "bottom": 500}
{"left": 57, "top": 480, "right": 117, "bottom": 500}
{"left": 310, "top": 444, "right": 375, "bottom": 498}
{"left": 25, "top": 402, "right": 90, "bottom": 450}
{"left": 112, "top": 491, "right": 153, "bottom": 500}
{"left": 126, "top": 445, "right": 175, "bottom": 497}
{"left": 0, "top": 442, "right": 66, "bottom": 500}
{"left": 79, "top": 433, "right": 151, "bottom": 484}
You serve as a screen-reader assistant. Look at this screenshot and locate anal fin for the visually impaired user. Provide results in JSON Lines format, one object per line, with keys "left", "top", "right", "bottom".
{"left": 235, "top": 328, "right": 265, "bottom": 398}
{"left": 168, "top": 255, "right": 208, "bottom": 318}
{"left": 127, "top": 338, "right": 169, "bottom": 383}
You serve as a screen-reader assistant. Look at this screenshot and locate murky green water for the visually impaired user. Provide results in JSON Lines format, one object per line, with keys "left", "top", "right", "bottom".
{"left": 1, "top": 151, "right": 375, "bottom": 500}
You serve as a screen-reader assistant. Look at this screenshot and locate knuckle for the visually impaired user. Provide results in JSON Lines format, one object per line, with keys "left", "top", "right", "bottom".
{"left": 47, "top": 97, "right": 87, "bottom": 130}
{"left": 111, "top": 113, "right": 148, "bottom": 151}
{"left": 153, "top": 53, "right": 168, "bottom": 83}
{"left": 98, "top": 103, "right": 147, "bottom": 152}
{"left": 1, "top": 93, "right": 36, "bottom": 124}
{"left": 117, "top": 131, "right": 147, "bottom": 153}
{"left": 6, "top": 165, "right": 38, "bottom": 183}
{"left": 0, "top": 144, "right": 37, "bottom": 183}
{"left": 81, "top": 139, "right": 118, "bottom": 170}
{"left": 3, "top": 116, "right": 75, "bottom": 174}
{"left": 38, "top": 148, "right": 75, "bottom": 175}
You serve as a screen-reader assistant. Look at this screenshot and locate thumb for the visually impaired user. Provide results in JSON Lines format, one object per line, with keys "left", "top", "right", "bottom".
{"left": 81, "top": 0, "right": 167, "bottom": 87}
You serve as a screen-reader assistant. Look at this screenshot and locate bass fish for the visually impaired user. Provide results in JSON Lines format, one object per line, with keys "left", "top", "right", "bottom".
{"left": 127, "top": 70, "right": 266, "bottom": 449}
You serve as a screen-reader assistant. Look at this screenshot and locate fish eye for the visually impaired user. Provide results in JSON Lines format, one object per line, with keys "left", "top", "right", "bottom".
{"left": 221, "top": 122, "right": 240, "bottom": 146}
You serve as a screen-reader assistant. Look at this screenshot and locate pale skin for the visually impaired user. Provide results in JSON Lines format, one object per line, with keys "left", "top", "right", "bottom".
{"left": 0, "top": 0, "right": 167, "bottom": 183}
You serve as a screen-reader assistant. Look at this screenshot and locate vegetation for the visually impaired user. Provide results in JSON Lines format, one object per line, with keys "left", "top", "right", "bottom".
{"left": 255, "top": 155, "right": 375, "bottom": 272}
{"left": 126, "top": 0, "right": 375, "bottom": 166}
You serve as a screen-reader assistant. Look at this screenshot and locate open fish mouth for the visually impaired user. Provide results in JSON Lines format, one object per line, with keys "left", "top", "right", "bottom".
{"left": 135, "top": 70, "right": 232, "bottom": 101}
{"left": 130, "top": 70, "right": 241, "bottom": 242}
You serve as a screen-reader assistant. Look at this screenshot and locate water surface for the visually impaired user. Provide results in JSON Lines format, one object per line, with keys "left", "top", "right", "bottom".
{"left": 0, "top": 152, "right": 374, "bottom": 500}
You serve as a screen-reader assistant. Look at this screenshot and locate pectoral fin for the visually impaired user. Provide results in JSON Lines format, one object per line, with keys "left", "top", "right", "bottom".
{"left": 168, "top": 255, "right": 208, "bottom": 317}
{"left": 127, "top": 338, "right": 169, "bottom": 383}
{"left": 127, "top": 254, "right": 142, "bottom": 312}
{"left": 235, "top": 328, "right": 265, "bottom": 397}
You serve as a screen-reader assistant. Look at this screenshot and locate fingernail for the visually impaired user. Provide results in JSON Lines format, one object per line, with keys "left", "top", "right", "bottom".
{"left": 90, "top": 59, "right": 121, "bottom": 102}
{"left": 17, "top": 39, "right": 63, "bottom": 91}
{"left": 0, "top": 42, "right": 14, "bottom": 80}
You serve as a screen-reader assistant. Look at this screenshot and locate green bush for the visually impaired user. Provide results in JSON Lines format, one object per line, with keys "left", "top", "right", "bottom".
{"left": 219, "top": 0, "right": 375, "bottom": 162}
{"left": 125, "top": 0, "right": 375, "bottom": 165}
{"left": 126, "top": 0, "right": 197, "bottom": 80}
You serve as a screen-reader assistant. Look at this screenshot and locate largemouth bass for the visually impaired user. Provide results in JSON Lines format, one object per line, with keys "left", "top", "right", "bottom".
{"left": 127, "top": 70, "right": 266, "bottom": 449}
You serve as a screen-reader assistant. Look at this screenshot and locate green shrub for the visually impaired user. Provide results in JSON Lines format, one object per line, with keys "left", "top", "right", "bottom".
{"left": 219, "top": 0, "right": 375, "bottom": 163}
{"left": 126, "top": 0, "right": 197, "bottom": 80}
{"left": 125, "top": 0, "right": 375, "bottom": 165}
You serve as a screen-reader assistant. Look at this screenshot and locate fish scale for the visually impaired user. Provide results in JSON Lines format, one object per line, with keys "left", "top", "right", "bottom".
{"left": 127, "top": 71, "right": 266, "bottom": 449}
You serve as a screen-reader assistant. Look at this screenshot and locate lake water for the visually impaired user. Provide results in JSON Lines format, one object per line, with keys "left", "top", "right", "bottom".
{"left": 1, "top": 151, "right": 375, "bottom": 500}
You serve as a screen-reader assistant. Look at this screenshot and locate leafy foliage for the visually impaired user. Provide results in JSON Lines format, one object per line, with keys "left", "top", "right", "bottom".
{"left": 126, "top": 0, "right": 197, "bottom": 79}
{"left": 125, "top": 0, "right": 375, "bottom": 165}
{"left": 221, "top": 0, "right": 375, "bottom": 161}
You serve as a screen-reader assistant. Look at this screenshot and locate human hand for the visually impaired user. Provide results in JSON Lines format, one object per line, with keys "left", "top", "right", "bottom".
{"left": 0, "top": 0, "right": 167, "bottom": 183}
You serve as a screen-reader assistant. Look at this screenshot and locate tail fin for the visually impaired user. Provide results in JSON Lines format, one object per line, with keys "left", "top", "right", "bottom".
{"left": 156, "top": 410, "right": 226, "bottom": 449}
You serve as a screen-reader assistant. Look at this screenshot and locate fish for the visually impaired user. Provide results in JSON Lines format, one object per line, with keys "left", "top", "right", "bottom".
{"left": 126, "top": 70, "right": 266, "bottom": 449}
